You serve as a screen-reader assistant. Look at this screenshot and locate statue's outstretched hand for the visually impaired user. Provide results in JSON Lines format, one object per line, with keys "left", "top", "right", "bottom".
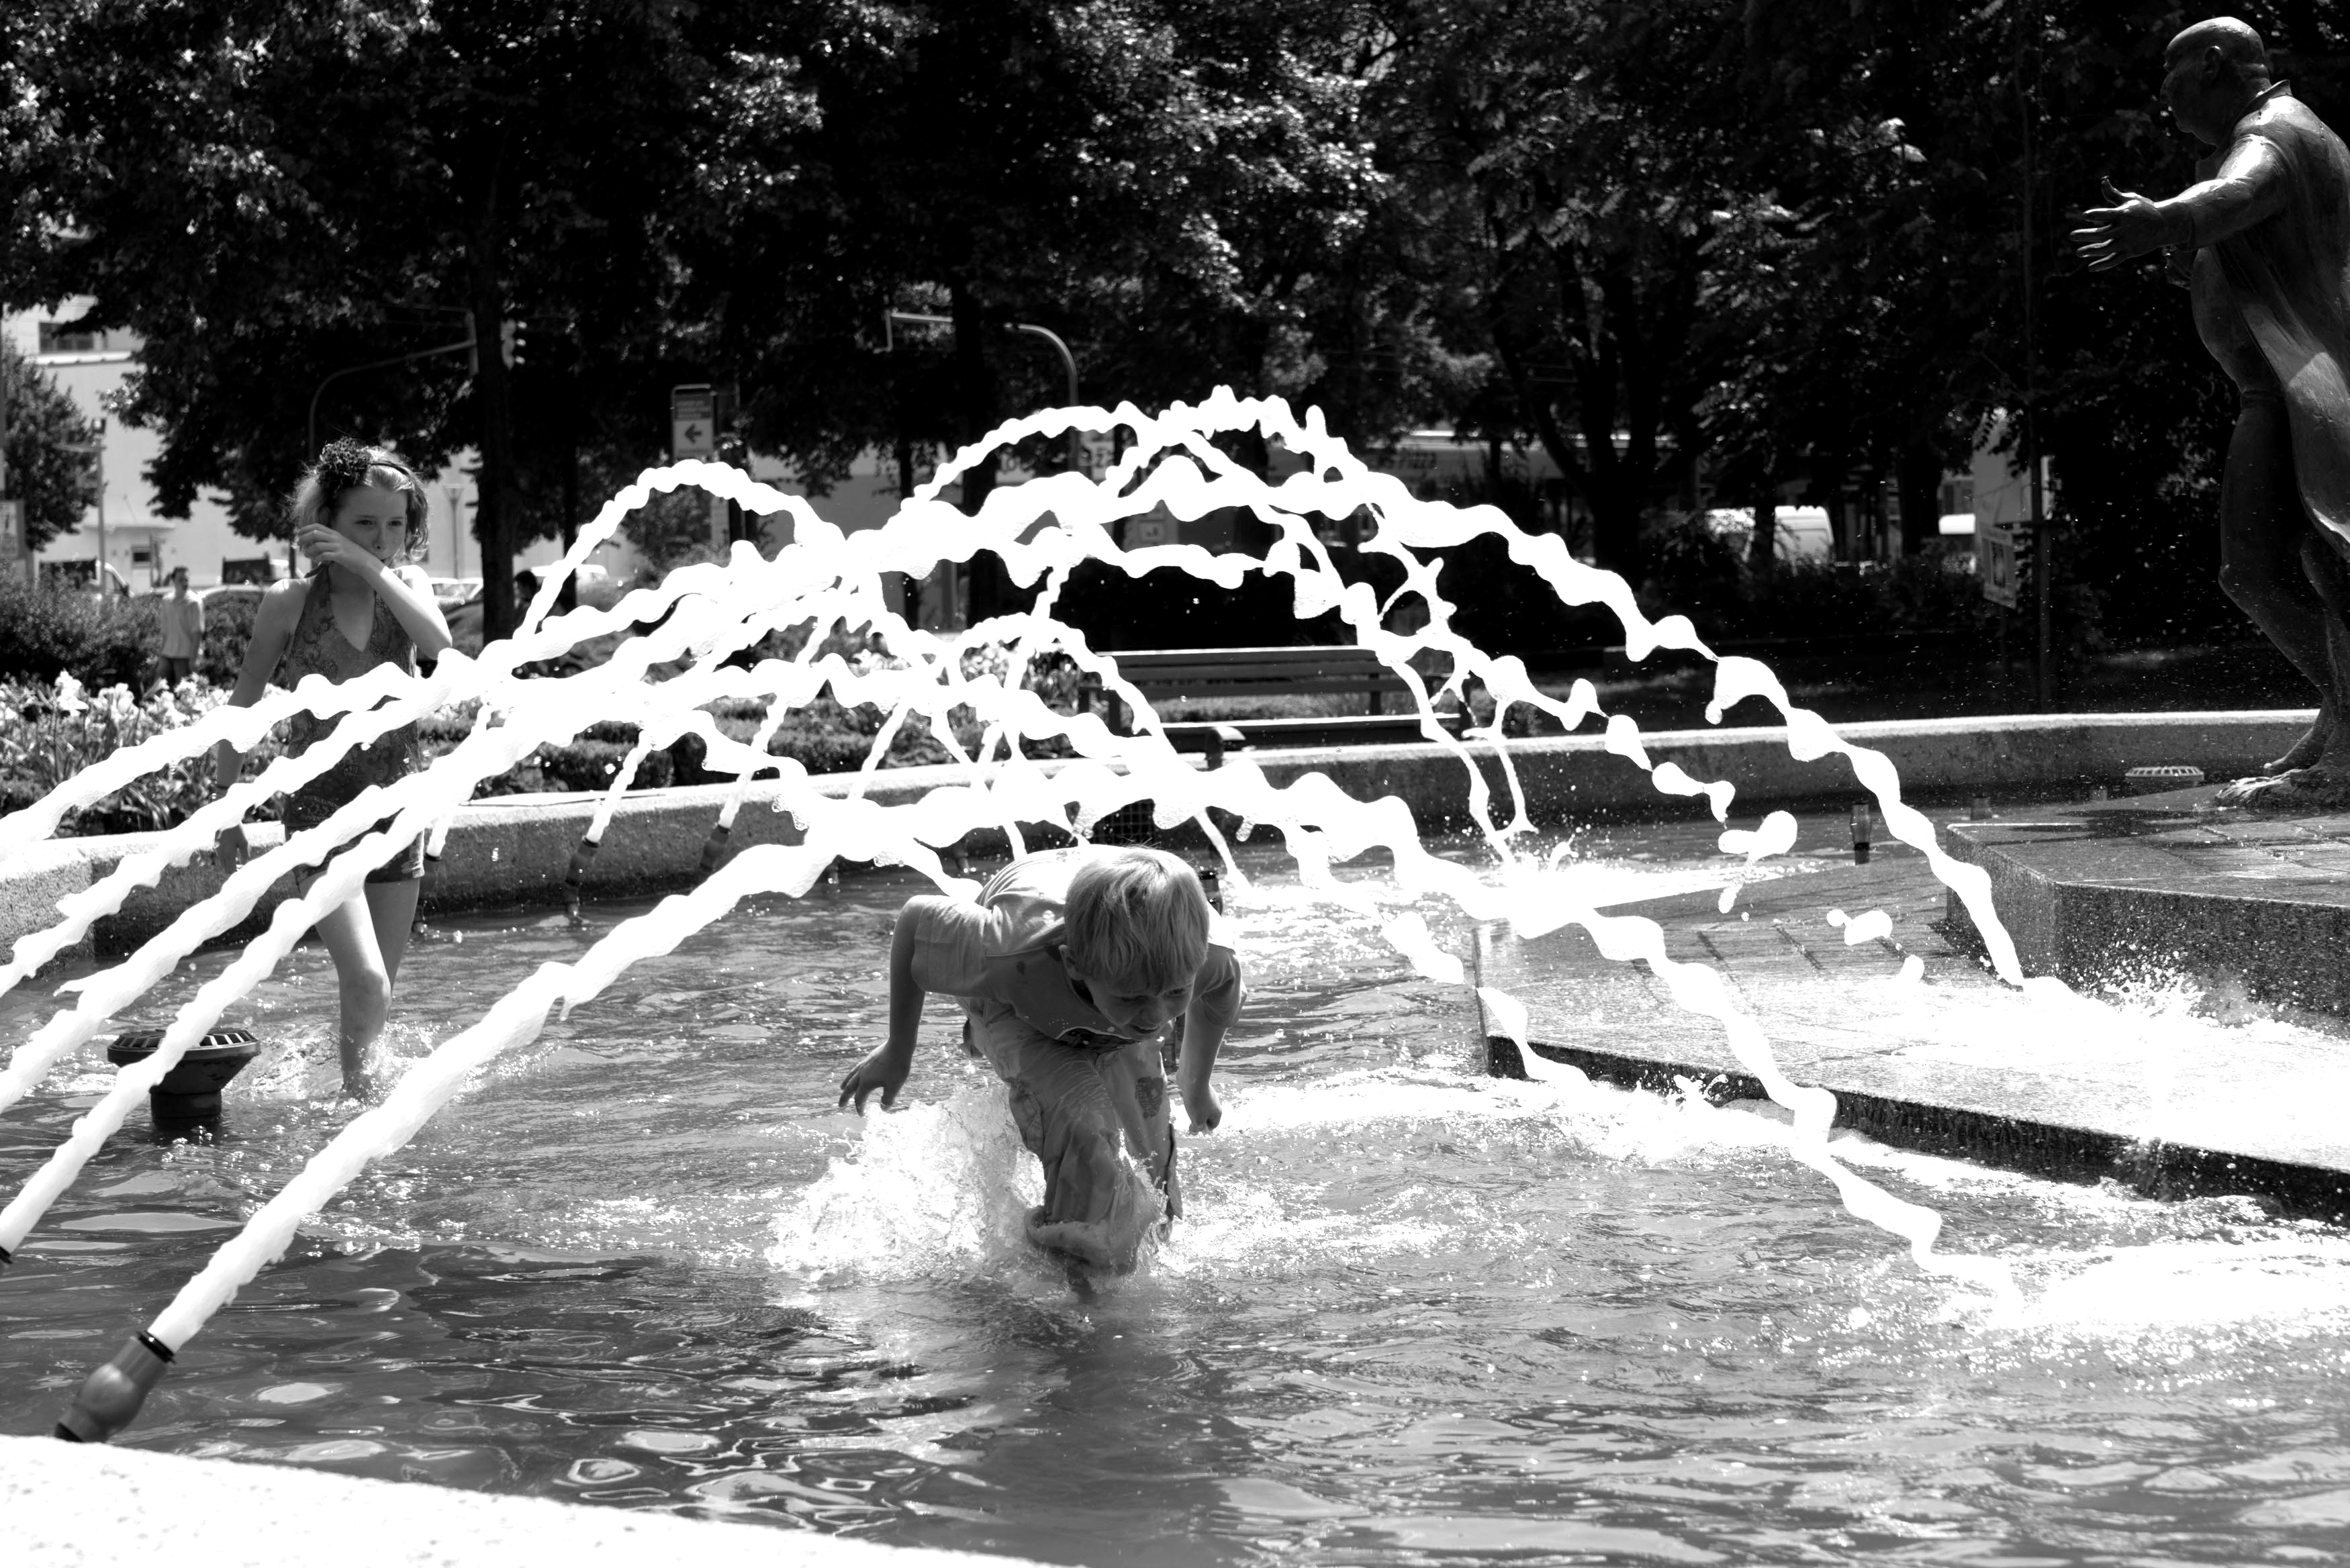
{"left": 2070, "top": 177, "right": 2167, "bottom": 271}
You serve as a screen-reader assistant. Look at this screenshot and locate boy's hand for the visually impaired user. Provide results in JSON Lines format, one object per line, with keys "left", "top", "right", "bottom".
{"left": 838, "top": 1046, "right": 910, "bottom": 1114}
{"left": 1182, "top": 1082, "right": 1222, "bottom": 1134}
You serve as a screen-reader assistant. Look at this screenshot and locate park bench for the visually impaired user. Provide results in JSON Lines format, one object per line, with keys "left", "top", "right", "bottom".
{"left": 1076, "top": 645, "right": 1469, "bottom": 766}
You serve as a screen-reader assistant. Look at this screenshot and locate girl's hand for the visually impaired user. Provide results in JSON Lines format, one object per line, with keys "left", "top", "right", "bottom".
{"left": 295, "top": 524, "right": 388, "bottom": 576}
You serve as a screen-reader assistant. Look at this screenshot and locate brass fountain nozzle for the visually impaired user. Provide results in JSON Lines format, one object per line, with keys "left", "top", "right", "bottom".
{"left": 54, "top": 1331, "right": 175, "bottom": 1443}
{"left": 699, "top": 820, "right": 733, "bottom": 873}
{"left": 563, "top": 834, "right": 602, "bottom": 921}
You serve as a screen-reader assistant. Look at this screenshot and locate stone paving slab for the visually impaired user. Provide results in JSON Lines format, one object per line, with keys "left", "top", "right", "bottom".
{"left": 1942, "top": 788, "right": 2350, "bottom": 1017}
{"left": 3, "top": 1434, "right": 1033, "bottom": 1568}
{"left": 1472, "top": 839, "right": 2350, "bottom": 1222}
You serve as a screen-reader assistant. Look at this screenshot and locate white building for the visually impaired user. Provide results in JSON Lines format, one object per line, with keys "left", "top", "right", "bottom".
{"left": 5, "top": 303, "right": 576, "bottom": 591}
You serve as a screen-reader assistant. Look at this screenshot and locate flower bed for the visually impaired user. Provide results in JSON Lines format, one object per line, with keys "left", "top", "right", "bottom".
{"left": 0, "top": 675, "right": 282, "bottom": 835}
{"left": 0, "top": 633, "right": 1084, "bottom": 834}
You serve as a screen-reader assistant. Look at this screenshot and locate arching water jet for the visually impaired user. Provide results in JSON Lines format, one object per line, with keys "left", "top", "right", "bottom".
{"left": 2, "top": 393, "right": 2044, "bottom": 1442}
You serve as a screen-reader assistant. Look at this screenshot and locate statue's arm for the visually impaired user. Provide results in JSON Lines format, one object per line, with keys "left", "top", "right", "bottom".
{"left": 2154, "top": 136, "right": 2290, "bottom": 250}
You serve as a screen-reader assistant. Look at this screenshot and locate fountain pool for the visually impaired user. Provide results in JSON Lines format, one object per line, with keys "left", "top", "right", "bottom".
{"left": 3, "top": 821, "right": 2347, "bottom": 1565}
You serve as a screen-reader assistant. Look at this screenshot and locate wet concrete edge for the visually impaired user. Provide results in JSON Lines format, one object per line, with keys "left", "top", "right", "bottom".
{"left": 1941, "top": 812, "right": 2350, "bottom": 1019}
{"left": 5, "top": 707, "right": 2316, "bottom": 968}
{"left": 1470, "top": 933, "right": 2350, "bottom": 1227}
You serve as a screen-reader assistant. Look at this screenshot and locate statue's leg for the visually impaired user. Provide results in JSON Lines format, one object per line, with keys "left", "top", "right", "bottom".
{"left": 2217, "top": 393, "right": 2335, "bottom": 771}
{"left": 2296, "top": 529, "right": 2350, "bottom": 771}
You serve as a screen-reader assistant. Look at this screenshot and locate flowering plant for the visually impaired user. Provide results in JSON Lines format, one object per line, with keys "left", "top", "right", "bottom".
{"left": 0, "top": 674, "right": 284, "bottom": 834}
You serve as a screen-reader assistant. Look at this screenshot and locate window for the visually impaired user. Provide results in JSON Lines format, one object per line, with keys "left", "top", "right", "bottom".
{"left": 37, "top": 321, "right": 105, "bottom": 354}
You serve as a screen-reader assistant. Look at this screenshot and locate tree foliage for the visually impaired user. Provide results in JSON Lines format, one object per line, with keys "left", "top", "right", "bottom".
{"left": 1, "top": 342, "right": 102, "bottom": 551}
{"left": 7, "top": 0, "right": 2347, "bottom": 650}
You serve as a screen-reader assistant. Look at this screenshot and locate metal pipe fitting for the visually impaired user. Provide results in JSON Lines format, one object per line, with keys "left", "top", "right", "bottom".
{"left": 54, "top": 1331, "right": 175, "bottom": 1444}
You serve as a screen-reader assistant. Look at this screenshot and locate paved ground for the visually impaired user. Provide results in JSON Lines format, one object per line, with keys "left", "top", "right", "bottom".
{"left": 1944, "top": 789, "right": 2350, "bottom": 1020}
{"left": 5, "top": 1433, "right": 1033, "bottom": 1568}
{"left": 1472, "top": 821, "right": 2350, "bottom": 1221}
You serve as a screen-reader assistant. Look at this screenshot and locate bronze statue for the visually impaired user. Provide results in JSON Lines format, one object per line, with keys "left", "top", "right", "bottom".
{"left": 2073, "top": 17, "right": 2350, "bottom": 803}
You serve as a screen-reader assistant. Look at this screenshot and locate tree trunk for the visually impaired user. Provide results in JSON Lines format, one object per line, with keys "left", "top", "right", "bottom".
{"left": 1898, "top": 439, "right": 1943, "bottom": 558}
{"left": 1587, "top": 475, "right": 1644, "bottom": 577}
{"left": 894, "top": 430, "right": 919, "bottom": 626}
{"left": 1748, "top": 484, "right": 1777, "bottom": 578}
{"left": 557, "top": 416, "right": 579, "bottom": 614}
{"left": 471, "top": 277, "right": 520, "bottom": 644}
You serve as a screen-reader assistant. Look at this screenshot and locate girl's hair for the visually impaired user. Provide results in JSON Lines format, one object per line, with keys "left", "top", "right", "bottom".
{"left": 1065, "top": 848, "right": 1211, "bottom": 993}
{"left": 288, "top": 439, "right": 430, "bottom": 557}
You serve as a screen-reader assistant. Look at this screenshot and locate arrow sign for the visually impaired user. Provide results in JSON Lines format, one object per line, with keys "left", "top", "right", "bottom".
{"left": 670, "top": 385, "right": 716, "bottom": 459}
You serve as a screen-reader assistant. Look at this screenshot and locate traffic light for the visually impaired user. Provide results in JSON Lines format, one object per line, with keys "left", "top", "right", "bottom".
{"left": 499, "top": 320, "right": 526, "bottom": 369}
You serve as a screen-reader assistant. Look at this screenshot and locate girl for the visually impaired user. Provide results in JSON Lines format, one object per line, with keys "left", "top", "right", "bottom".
{"left": 214, "top": 440, "right": 453, "bottom": 1098}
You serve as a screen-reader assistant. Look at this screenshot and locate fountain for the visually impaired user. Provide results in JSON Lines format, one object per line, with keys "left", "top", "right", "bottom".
{"left": 11, "top": 394, "right": 2341, "bottom": 1561}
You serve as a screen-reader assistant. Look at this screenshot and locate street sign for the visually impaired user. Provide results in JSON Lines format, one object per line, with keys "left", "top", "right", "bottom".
{"left": 670, "top": 385, "right": 715, "bottom": 460}
{"left": 1977, "top": 521, "right": 2037, "bottom": 609}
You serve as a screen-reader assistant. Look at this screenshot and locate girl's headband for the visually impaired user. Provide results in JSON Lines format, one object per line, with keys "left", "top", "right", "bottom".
{"left": 315, "top": 438, "right": 422, "bottom": 514}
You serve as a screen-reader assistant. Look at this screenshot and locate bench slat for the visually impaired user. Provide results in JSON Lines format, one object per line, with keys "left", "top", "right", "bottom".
{"left": 1130, "top": 675, "right": 1417, "bottom": 698}
{"left": 1160, "top": 714, "right": 1466, "bottom": 750}
{"left": 1111, "top": 645, "right": 1390, "bottom": 665}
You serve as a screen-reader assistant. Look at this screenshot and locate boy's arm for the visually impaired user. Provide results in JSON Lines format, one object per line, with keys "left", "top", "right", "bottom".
{"left": 838, "top": 897, "right": 951, "bottom": 1113}
{"left": 1177, "top": 944, "right": 1243, "bottom": 1133}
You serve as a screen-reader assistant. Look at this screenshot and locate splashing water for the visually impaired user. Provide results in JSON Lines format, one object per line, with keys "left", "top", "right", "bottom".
{"left": 1, "top": 391, "right": 2042, "bottom": 1396}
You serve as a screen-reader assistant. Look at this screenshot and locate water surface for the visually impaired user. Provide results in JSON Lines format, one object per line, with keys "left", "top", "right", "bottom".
{"left": 2, "top": 824, "right": 2347, "bottom": 1564}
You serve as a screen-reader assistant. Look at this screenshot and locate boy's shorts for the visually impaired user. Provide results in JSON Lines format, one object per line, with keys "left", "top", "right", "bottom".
{"left": 964, "top": 1008, "right": 1173, "bottom": 1271}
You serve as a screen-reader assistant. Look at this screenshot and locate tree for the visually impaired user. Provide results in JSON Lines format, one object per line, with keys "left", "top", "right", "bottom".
{"left": 2, "top": 0, "right": 809, "bottom": 641}
{"left": 1, "top": 342, "right": 103, "bottom": 552}
{"left": 692, "top": 0, "right": 1405, "bottom": 605}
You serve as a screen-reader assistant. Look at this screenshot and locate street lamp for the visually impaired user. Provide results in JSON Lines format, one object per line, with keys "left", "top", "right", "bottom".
{"left": 58, "top": 428, "right": 107, "bottom": 595}
{"left": 307, "top": 315, "right": 479, "bottom": 455}
{"left": 882, "top": 310, "right": 1084, "bottom": 477}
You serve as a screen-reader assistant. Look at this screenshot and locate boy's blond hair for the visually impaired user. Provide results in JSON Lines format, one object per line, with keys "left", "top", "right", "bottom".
{"left": 1065, "top": 848, "right": 1210, "bottom": 991}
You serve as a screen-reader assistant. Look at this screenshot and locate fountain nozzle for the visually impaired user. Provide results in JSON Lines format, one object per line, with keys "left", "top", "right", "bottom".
{"left": 563, "top": 834, "right": 602, "bottom": 920}
{"left": 1850, "top": 803, "right": 1873, "bottom": 865}
{"left": 54, "top": 1332, "right": 173, "bottom": 1443}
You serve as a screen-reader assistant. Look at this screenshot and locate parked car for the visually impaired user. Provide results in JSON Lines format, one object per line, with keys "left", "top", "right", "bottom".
{"left": 41, "top": 560, "right": 133, "bottom": 596}
{"left": 430, "top": 576, "right": 484, "bottom": 609}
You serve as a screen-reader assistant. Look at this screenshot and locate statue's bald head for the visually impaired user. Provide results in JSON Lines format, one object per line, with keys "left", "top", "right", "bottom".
{"left": 2166, "top": 17, "right": 2270, "bottom": 81}
{"left": 2161, "top": 16, "right": 2273, "bottom": 145}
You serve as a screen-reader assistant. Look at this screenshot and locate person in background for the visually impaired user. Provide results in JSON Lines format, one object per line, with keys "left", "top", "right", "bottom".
{"left": 156, "top": 567, "right": 204, "bottom": 686}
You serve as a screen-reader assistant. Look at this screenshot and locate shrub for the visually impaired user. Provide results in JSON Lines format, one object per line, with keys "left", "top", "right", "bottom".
{"left": 0, "top": 674, "right": 283, "bottom": 834}
{"left": 198, "top": 589, "right": 265, "bottom": 684}
{"left": 0, "top": 576, "right": 165, "bottom": 690}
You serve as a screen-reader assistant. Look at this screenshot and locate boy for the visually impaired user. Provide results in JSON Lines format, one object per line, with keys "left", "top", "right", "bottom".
{"left": 839, "top": 846, "right": 1241, "bottom": 1270}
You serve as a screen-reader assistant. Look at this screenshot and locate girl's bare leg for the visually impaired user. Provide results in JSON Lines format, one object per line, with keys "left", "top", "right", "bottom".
{"left": 310, "top": 885, "right": 408, "bottom": 1097}
{"left": 367, "top": 877, "right": 421, "bottom": 987}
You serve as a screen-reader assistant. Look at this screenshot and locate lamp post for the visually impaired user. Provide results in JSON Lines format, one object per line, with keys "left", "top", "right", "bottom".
{"left": 59, "top": 426, "right": 106, "bottom": 595}
{"left": 0, "top": 330, "right": 19, "bottom": 587}
{"left": 306, "top": 317, "right": 479, "bottom": 456}
{"left": 883, "top": 310, "right": 1083, "bottom": 476}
